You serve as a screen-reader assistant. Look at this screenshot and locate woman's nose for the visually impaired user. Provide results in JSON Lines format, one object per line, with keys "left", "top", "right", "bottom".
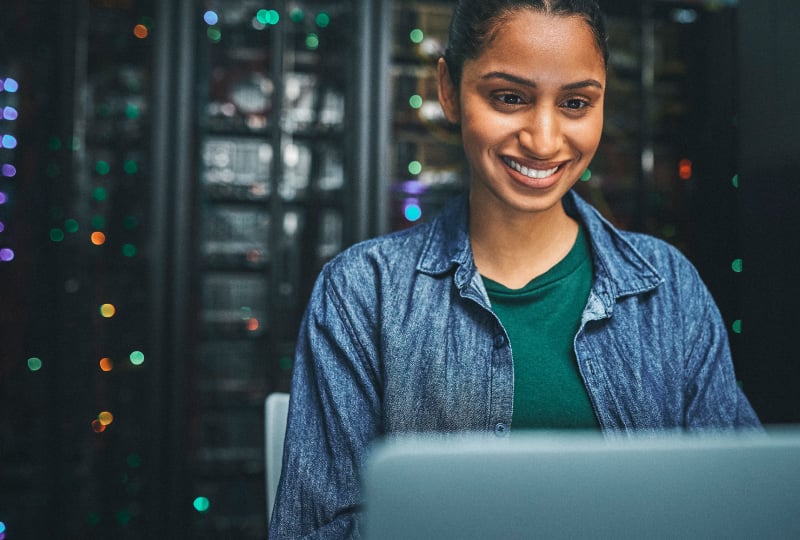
{"left": 518, "top": 107, "right": 562, "bottom": 159}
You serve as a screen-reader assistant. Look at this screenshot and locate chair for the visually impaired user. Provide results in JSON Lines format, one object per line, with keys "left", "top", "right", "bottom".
{"left": 265, "top": 392, "right": 290, "bottom": 525}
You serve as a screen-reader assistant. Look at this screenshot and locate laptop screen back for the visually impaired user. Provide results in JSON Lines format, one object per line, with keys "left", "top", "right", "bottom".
{"left": 362, "top": 430, "right": 800, "bottom": 539}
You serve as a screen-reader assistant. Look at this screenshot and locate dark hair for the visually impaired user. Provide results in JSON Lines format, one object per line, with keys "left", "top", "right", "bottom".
{"left": 443, "top": 0, "right": 609, "bottom": 88}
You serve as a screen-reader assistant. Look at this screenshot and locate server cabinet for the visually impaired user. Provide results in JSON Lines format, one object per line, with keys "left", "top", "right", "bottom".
{"left": 1, "top": 1, "right": 160, "bottom": 539}
{"left": 388, "top": 1, "right": 464, "bottom": 231}
{"left": 0, "top": 0, "right": 380, "bottom": 538}
{"left": 183, "top": 2, "right": 361, "bottom": 537}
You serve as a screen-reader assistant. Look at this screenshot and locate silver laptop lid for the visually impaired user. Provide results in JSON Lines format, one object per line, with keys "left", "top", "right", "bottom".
{"left": 363, "top": 429, "right": 800, "bottom": 540}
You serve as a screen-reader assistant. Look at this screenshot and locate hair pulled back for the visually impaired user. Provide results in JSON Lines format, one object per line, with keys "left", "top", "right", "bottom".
{"left": 443, "top": 0, "right": 609, "bottom": 88}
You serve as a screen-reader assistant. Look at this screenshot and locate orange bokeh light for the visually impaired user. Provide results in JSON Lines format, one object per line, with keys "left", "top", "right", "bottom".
{"left": 679, "top": 158, "right": 693, "bottom": 180}
{"left": 246, "top": 318, "right": 260, "bottom": 332}
{"left": 91, "top": 231, "right": 107, "bottom": 245}
{"left": 133, "top": 24, "right": 149, "bottom": 39}
{"left": 98, "top": 411, "right": 114, "bottom": 426}
{"left": 99, "top": 357, "right": 113, "bottom": 372}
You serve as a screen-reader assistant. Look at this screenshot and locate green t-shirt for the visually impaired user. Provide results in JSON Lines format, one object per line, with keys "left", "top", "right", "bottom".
{"left": 482, "top": 226, "right": 600, "bottom": 430}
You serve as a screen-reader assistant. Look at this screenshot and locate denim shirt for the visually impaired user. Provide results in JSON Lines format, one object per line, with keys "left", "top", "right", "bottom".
{"left": 269, "top": 190, "right": 761, "bottom": 539}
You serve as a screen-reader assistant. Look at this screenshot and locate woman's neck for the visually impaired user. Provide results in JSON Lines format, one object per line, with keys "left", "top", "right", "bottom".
{"left": 469, "top": 195, "right": 579, "bottom": 290}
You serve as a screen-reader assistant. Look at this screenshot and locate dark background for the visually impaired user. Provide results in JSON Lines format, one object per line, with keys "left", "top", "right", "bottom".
{"left": 0, "top": 0, "right": 797, "bottom": 539}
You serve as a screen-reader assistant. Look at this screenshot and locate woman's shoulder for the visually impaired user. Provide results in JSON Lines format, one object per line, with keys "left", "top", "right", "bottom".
{"left": 572, "top": 193, "right": 698, "bottom": 282}
{"left": 569, "top": 191, "right": 694, "bottom": 273}
{"left": 619, "top": 229, "right": 687, "bottom": 262}
{"left": 614, "top": 229, "right": 712, "bottom": 299}
{"left": 321, "top": 221, "right": 434, "bottom": 283}
{"left": 623, "top": 230, "right": 701, "bottom": 272}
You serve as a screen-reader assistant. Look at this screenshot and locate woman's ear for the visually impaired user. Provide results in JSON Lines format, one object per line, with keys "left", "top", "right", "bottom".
{"left": 437, "top": 58, "right": 460, "bottom": 125}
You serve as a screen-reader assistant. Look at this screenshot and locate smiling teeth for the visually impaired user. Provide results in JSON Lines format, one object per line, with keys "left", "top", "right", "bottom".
{"left": 505, "top": 158, "right": 559, "bottom": 179}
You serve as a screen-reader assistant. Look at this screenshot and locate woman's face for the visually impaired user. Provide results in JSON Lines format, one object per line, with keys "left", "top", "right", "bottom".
{"left": 439, "top": 9, "right": 606, "bottom": 217}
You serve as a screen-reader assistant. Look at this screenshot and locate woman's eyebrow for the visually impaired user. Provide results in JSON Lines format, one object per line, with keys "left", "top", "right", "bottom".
{"left": 480, "top": 71, "right": 604, "bottom": 91}
{"left": 561, "top": 79, "right": 604, "bottom": 91}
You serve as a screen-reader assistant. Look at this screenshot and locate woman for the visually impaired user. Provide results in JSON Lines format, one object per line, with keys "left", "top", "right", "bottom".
{"left": 269, "top": 1, "right": 761, "bottom": 537}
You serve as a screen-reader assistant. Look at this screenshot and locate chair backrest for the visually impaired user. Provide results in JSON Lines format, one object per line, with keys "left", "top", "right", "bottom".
{"left": 265, "top": 392, "right": 290, "bottom": 524}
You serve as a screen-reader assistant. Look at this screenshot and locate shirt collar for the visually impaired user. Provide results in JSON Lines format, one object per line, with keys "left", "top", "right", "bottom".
{"left": 563, "top": 191, "right": 664, "bottom": 307}
{"left": 417, "top": 190, "right": 664, "bottom": 303}
{"left": 417, "top": 192, "right": 473, "bottom": 278}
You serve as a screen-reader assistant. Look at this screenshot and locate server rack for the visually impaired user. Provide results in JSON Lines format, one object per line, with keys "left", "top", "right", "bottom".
{"left": 1, "top": 1, "right": 161, "bottom": 538}
{"left": 160, "top": 1, "right": 389, "bottom": 538}
{"left": 0, "top": 0, "right": 388, "bottom": 538}
{"left": 182, "top": 1, "right": 363, "bottom": 537}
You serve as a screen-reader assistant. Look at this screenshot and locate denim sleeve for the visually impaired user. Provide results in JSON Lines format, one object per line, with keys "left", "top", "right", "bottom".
{"left": 680, "top": 264, "right": 762, "bottom": 429}
{"left": 268, "top": 265, "right": 381, "bottom": 539}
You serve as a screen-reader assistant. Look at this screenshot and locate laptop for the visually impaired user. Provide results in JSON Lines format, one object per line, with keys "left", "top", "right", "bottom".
{"left": 362, "top": 429, "right": 800, "bottom": 539}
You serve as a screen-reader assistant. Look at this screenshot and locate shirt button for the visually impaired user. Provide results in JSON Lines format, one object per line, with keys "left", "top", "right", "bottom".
{"left": 493, "top": 334, "right": 506, "bottom": 348}
{"left": 494, "top": 422, "right": 508, "bottom": 436}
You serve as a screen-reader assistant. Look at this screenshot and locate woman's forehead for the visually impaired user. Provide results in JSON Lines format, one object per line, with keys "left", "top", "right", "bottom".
{"left": 467, "top": 11, "right": 606, "bottom": 80}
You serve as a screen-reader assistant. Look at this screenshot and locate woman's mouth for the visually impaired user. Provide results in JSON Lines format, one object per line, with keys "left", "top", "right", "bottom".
{"left": 502, "top": 157, "right": 560, "bottom": 179}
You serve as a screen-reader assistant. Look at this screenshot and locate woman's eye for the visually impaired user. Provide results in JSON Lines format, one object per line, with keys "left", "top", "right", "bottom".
{"left": 495, "top": 93, "right": 524, "bottom": 106}
{"left": 563, "top": 98, "right": 589, "bottom": 110}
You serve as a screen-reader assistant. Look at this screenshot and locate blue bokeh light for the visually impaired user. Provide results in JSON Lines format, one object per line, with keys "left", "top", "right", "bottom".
{"left": 404, "top": 200, "right": 422, "bottom": 222}
{"left": 203, "top": 10, "right": 219, "bottom": 25}
{"left": 2, "top": 78, "right": 19, "bottom": 92}
{"left": 1, "top": 135, "right": 17, "bottom": 149}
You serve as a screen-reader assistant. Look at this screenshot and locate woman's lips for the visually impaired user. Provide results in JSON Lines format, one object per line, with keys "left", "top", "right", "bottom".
{"left": 502, "top": 156, "right": 562, "bottom": 180}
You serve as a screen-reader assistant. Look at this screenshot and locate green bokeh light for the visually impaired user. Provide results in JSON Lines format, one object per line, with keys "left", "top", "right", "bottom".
{"left": 50, "top": 228, "right": 65, "bottom": 242}
{"left": 93, "top": 187, "right": 108, "bottom": 201}
{"left": 130, "top": 351, "right": 145, "bottom": 366}
{"left": 408, "top": 161, "right": 422, "bottom": 175}
{"left": 410, "top": 28, "right": 424, "bottom": 44}
{"left": 580, "top": 168, "right": 593, "bottom": 182}
{"left": 279, "top": 356, "right": 294, "bottom": 371}
{"left": 122, "top": 243, "right": 137, "bottom": 258}
{"left": 732, "top": 320, "right": 742, "bottom": 334}
{"left": 315, "top": 11, "right": 330, "bottom": 28}
{"left": 305, "top": 33, "right": 319, "bottom": 49}
{"left": 731, "top": 258, "right": 743, "bottom": 273}
{"left": 28, "top": 357, "right": 43, "bottom": 371}
{"left": 124, "top": 160, "right": 138, "bottom": 175}
{"left": 257, "top": 9, "right": 280, "bottom": 25}
{"left": 127, "top": 453, "right": 143, "bottom": 468}
{"left": 409, "top": 94, "right": 423, "bottom": 109}
{"left": 64, "top": 218, "right": 79, "bottom": 233}
{"left": 193, "top": 496, "right": 211, "bottom": 512}
{"left": 207, "top": 27, "right": 222, "bottom": 43}
{"left": 116, "top": 509, "right": 131, "bottom": 526}
{"left": 290, "top": 8, "right": 304, "bottom": 23}
{"left": 732, "top": 174, "right": 739, "bottom": 188}
{"left": 125, "top": 103, "right": 139, "bottom": 120}
{"left": 96, "top": 161, "right": 111, "bottom": 175}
